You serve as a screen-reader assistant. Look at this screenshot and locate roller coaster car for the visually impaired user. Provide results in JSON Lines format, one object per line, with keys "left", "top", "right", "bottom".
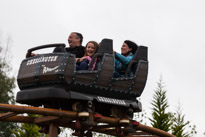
{"left": 16, "top": 39, "right": 148, "bottom": 116}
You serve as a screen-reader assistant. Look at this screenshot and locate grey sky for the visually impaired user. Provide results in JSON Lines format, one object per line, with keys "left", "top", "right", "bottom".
{"left": 1, "top": 0, "right": 205, "bottom": 136}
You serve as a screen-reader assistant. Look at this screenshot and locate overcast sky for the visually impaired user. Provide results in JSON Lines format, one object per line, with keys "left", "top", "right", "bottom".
{"left": 1, "top": 0, "right": 205, "bottom": 136}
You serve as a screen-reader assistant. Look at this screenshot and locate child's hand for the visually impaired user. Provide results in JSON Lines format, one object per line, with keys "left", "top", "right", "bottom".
{"left": 79, "top": 57, "right": 86, "bottom": 62}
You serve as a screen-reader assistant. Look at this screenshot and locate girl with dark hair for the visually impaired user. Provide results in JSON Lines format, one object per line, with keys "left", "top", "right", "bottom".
{"left": 114, "top": 40, "right": 138, "bottom": 77}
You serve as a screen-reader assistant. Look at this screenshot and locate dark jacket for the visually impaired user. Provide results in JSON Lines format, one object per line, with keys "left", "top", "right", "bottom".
{"left": 66, "top": 46, "right": 85, "bottom": 58}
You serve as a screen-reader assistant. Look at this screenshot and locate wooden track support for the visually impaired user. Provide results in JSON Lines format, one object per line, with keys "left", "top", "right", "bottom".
{"left": 0, "top": 104, "right": 175, "bottom": 137}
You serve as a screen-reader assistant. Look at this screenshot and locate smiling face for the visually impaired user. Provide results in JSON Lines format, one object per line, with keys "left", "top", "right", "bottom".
{"left": 67, "top": 32, "right": 80, "bottom": 48}
{"left": 85, "top": 42, "right": 96, "bottom": 57}
{"left": 121, "top": 42, "right": 132, "bottom": 56}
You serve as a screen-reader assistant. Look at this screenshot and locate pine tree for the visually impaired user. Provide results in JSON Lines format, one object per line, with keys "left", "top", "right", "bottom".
{"left": 171, "top": 104, "right": 197, "bottom": 137}
{"left": 149, "top": 77, "right": 172, "bottom": 132}
{"left": 149, "top": 77, "right": 197, "bottom": 136}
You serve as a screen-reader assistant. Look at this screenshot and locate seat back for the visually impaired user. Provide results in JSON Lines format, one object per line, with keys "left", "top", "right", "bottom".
{"left": 128, "top": 46, "right": 148, "bottom": 96}
{"left": 97, "top": 38, "right": 113, "bottom": 54}
{"left": 125, "top": 46, "right": 148, "bottom": 77}
{"left": 88, "top": 39, "right": 113, "bottom": 70}
{"left": 93, "top": 39, "right": 114, "bottom": 88}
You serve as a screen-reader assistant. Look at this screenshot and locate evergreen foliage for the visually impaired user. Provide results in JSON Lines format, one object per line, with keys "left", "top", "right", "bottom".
{"left": 149, "top": 77, "right": 197, "bottom": 137}
{"left": 149, "top": 77, "right": 172, "bottom": 132}
{"left": 171, "top": 104, "right": 197, "bottom": 137}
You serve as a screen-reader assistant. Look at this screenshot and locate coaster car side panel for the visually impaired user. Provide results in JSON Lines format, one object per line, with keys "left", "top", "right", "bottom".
{"left": 130, "top": 60, "right": 148, "bottom": 96}
{"left": 17, "top": 52, "right": 75, "bottom": 90}
{"left": 93, "top": 39, "right": 114, "bottom": 89}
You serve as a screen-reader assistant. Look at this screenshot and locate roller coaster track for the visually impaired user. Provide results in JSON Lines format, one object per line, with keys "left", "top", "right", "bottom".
{"left": 0, "top": 104, "right": 175, "bottom": 137}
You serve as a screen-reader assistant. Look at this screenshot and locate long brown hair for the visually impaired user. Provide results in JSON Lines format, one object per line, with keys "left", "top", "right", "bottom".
{"left": 84, "top": 41, "right": 99, "bottom": 56}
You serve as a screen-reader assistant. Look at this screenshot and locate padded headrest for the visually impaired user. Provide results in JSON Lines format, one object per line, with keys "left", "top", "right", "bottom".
{"left": 132, "top": 46, "right": 148, "bottom": 61}
{"left": 97, "top": 39, "right": 113, "bottom": 54}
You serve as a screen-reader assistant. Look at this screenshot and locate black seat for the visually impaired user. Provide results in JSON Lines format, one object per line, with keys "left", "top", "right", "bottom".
{"left": 111, "top": 46, "right": 148, "bottom": 97}
{"left": 124, "top": 46, "right": 148, "bottom": 77}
